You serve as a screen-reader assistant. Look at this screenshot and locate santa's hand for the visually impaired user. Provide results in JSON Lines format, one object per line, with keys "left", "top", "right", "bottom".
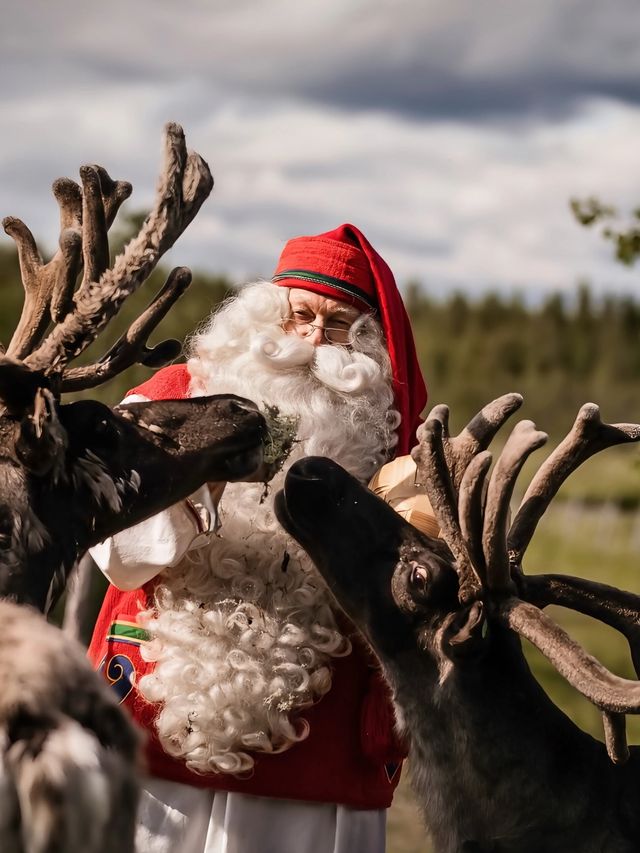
{"left": 184, "top": 483, "right": 225, "bottom": 548}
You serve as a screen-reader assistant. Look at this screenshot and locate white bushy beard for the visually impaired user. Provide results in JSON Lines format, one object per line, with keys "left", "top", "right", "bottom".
{"left": 138, "top": 282, "right": 400, "bottom": 775}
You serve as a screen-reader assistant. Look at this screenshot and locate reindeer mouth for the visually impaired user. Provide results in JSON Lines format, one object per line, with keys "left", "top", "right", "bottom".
{"left": 221, "top": 441, "right": 265, "bottom": 480}
{"left": 208, "top": 407, "right": 271, "bottom": 481}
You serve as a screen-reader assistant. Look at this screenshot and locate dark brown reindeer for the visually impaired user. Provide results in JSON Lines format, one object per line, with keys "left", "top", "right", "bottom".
{"left": 0, "top": 124, "right": 268, "bottom": 853}
{"left": 276, "top": 394, "right": 640, "bottom": 853}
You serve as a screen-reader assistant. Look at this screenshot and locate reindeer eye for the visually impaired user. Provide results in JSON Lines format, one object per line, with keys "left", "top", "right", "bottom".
{"left": 93, "top": 416, "right": 118, "bottom": 448}
{"left": 409, "top": 561, "right": 430, "bottom": 592}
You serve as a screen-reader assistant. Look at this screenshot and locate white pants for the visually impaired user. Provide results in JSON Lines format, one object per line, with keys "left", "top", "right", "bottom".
{"left": 136, "top": 776, "right": 386, "bottom": 853}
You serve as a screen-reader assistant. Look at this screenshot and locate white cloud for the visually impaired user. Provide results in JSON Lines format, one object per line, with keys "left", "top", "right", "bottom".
{"left": 4, "top": 0, "right": 640, "bottom": 117}
{"left": 167, "top": 96, "right": 640, "bottom": 296}
{"left": 2, "top": 1, "right": 640, "bottom": 300}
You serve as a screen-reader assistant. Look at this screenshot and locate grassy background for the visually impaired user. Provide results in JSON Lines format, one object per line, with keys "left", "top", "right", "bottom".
{"left": 386, "top": 446, "right": 640, "bottom": 852}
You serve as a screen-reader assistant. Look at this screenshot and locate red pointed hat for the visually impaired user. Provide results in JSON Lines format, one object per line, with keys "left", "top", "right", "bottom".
{"left": 273, "top": 223, "right": 427, "bottom": 454}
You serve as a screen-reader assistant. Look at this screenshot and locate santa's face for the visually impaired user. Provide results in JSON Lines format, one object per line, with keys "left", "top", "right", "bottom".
{"left": 187, "top": 281, "right": 400, "bottom": 481}
{"left": 282, "top": 288, "right": 362, "bottom": 347}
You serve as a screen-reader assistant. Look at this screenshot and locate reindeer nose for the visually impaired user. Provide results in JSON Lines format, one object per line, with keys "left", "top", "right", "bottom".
{"left": 287, "top": 457, "right": 347, "bottom": 495}
{"left": 284, "top": 457, "right": 348, "bottom": 518}
{"left": 289, "top": 457, "right": 329, "bottom": 481}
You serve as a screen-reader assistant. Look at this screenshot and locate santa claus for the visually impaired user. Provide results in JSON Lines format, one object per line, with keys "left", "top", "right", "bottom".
{"left": 88, "top": 224, "right": 427, "bottom": 853}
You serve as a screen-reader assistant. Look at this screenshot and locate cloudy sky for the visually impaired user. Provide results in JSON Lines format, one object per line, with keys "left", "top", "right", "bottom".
{"left": 3, "top": 0, "right": 640, "bottom": 299}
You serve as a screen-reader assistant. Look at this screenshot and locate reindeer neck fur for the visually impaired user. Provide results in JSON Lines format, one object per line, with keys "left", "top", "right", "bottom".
{"left": 0, "top": 431, "right": 135, "bottom": 611}
{"left": 385, "top": 622, "right": 640, "bottom": 853}
{"left": 0, "top": 461, "right": 92, "bottom": 611}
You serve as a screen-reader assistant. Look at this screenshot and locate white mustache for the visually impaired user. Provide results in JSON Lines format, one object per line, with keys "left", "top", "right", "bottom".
{"left": 311, "top": 345, "right": 381, "bottom": 394}
{"left": 250, "top": 332, "right": 315, "bottom": 368}
{"left": 249, "top": 330, "right": 383, "bottom": 395}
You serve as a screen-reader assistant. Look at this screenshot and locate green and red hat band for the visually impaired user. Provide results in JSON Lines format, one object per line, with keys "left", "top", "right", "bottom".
{"left": 272, "top": 269, "right": 377, "bottom": 313}
{"left": 273, "top": 224, "right": 427, "bottom": 454}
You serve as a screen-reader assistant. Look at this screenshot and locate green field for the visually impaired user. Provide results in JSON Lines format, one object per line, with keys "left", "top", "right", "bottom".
{"left": 386, "top": 446, "right": 640, "bottom": 853}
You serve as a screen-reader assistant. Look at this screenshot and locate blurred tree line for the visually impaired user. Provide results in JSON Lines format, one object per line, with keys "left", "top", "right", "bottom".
{"left": 406, "top": 281, "right": 640, "bottom": 437}
{"left": 2, "top": 213, "right": 639, "bottom": 439}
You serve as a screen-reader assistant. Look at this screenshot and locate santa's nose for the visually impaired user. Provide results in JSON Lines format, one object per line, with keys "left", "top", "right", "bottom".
{"left": 306, "top": 326, "right": 326, "bottom": 347}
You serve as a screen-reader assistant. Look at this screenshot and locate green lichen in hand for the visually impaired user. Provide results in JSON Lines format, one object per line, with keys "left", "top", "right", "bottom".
{"left": 261, "top": 405, "right": 299, "bottom": 474}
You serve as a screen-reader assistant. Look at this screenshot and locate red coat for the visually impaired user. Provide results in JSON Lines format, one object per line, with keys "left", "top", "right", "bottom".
{"left": 88, "top": 364, "right": 405, "bottom": 809}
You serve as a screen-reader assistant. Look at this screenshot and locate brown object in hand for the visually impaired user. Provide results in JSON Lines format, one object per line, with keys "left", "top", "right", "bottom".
{"left": 369, "top": 455, "right": 440, "bottom": 539}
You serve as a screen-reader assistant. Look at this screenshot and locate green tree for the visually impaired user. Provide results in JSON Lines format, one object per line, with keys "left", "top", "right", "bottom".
{"left": 571, "top": 197, "right": 640, "bottom": 266}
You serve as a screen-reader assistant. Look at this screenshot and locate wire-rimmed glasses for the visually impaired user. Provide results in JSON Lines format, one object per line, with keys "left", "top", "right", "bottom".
{"left": 281, "top": 316, "right": 353, "bottom": 344}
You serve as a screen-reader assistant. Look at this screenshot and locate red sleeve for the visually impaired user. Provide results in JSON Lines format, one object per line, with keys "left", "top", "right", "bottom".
{"left": 127, "top": 364, "right": 191, "bottom": 401}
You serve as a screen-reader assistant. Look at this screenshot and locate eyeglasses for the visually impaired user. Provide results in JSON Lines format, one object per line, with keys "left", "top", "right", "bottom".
{"left": 282, "top": 316, "right": 352, "bottom": 345}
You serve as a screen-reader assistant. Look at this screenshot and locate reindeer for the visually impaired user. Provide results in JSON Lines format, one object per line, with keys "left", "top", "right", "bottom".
{"left": 276, "top": 394, "right": 640, "bottom": 852}
{"left": 0, "top": 124, "right": 269, "bottom": 853}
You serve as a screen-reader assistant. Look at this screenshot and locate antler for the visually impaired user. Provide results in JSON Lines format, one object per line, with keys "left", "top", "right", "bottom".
{"left": 413, "top": 415, "right": 482, "bottom": 604}
{"left": 523, "top": 570, "right": 640, "bottom": 760}
{"left": 491, "top": 404, "right": 640, "bottom": 763}
{"left": 498, "top": 597, "right": 638, "bottom": 763}
{"left": 508, "top": 404, "right": 640, "bottom": 565}
{"left": 4, "top": 179, "right": 84, "bottom": 359}
{"left": 417, "top": 394, "right": 524, "bottom": 493}
{"left": 521, "top": 573, "right": 640, "bottom": 678}
{"left": 483, "top": 420, "right": 547, "bottom": 593}
{"left": 412, "top": 394, "right": 525, "bottom": 603}
{"left": 418, "top": 395, "right": 640, "bottom": 764}
{"left": 3, "top": 122, "right": 213, "bottom": 391}
{"left": 59, "top": 267, "right": 191, "bottom": 392}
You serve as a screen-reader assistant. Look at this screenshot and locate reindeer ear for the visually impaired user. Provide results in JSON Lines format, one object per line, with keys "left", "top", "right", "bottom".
{"left": 16, "top": 389, "right": 65, "bottom": 476}
{"left": 0, "top": 357, "right": 49, "bottom": 416}
{"left": 441, "top": 600, "right": 487, "bottom": 661}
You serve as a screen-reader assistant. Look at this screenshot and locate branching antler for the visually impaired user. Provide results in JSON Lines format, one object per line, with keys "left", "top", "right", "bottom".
{"left": 3, "top": 122, "right": 213, "bottom": 392}
{"left": 521, "top": 573, "right": 640, "bottom": 678}
{"left": 60, "top": 267, "right": 191, "bottom": 392}
{"left": 483, "top": 421, "right": 547, "bottom": 593}
{"left": 458, "top": 451, "right": 492, "bottom": 582}
{"left": 499, "top": 597, "right": 640, "bottom": 714}
{"left": 413, "top": 415, "right": 482, "bottom": 604}
{"left": 499, "top": 597, "right": 637, "bottom": 764}
{"left": 508, "top": 404, "right": 640, "bottom": 565}
{"left": 4, "top": 179, "right": 84, "bottom": 359}
{"left": 412, "top": 393, "right": 526, "bottom": 603}
{"left": 416, "top": 394, "right": 523, "bottom": 494}
{"left": 415, "top": 395, "right": 640, "bottom": 764}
